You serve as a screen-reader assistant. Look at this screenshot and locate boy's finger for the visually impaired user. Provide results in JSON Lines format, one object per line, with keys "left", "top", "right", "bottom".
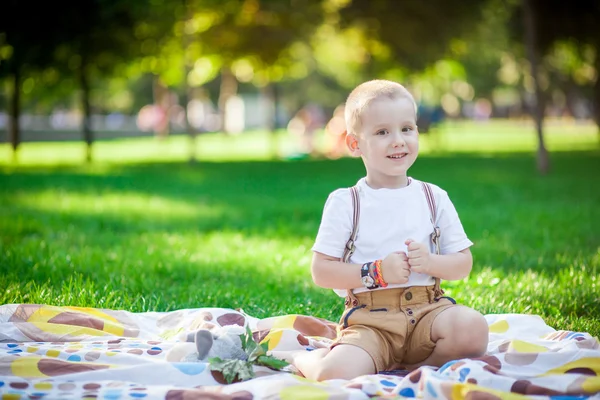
{"left": 405, "top": 238, "right": 414, "bottom": 246}
{"left": 407, "top": 241, "right": 420, "bottom": 251}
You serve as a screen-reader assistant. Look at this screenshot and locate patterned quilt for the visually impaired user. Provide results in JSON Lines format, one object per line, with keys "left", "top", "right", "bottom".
{"left": 0, "top": 304, "right": 599, "bottom": 399}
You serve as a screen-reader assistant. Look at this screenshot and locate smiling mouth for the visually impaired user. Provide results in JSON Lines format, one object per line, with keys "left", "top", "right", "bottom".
{"left": 387, "top": 154, "right": 407, "bottom": 159}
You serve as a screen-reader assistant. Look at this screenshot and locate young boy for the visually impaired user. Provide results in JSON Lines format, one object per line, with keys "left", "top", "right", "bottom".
{"left": 272, "top": 79, "right": 489, "bottom": 381}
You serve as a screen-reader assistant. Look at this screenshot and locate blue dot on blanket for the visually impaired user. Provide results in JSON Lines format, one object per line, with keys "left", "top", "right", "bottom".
{"left": 438, "top": 360, "right": 459, "bottom": 374}
{"left": 8, "top": 349, "right": 22, "bottom": 354}
{"left": 380, "top": 379, "right": 396, "bottom": 387}
{"left": 399, "top": 388, "right": 415, "bottom": 397}
{"left": 459, "top": 368, "right": 471, "bottom": 382}
{"left": 173, "top": 362, "right": 206, "bottom": 375}
{"left": 7, "top": 343, "right": 18, "bottom": 348}
{"left": 0, "top": 381, "right": 4, "bottom": 387}
{"left": 426, "top": 382, "right": 438, "bottom": 398}
{"left": 129, "top": 393, "right": 147, "bottom": 398}
{"left": 67, "top": 355, "right": 81, "bottom": 362}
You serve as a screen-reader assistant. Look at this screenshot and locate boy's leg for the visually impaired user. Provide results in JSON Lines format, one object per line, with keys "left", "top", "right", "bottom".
{"left": 270, "top": 344, "right": 376, "bottom": 381}
{"left": 403, "top": 305, "right": 488, "bottom": 369}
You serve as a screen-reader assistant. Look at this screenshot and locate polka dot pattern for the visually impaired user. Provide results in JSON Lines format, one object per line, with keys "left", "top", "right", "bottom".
{"left": 1, "top": 307, "right": 600, "bottom": 399}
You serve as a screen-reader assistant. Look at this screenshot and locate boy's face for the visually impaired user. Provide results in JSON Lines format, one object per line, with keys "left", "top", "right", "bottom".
{"left": 348, "top": 96, "right": 418, "bottom": 189}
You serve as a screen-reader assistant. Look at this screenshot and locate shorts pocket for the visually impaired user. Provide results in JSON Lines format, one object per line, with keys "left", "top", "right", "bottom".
{"left": 342, "top": 305, "right": 366, "bottom": 329}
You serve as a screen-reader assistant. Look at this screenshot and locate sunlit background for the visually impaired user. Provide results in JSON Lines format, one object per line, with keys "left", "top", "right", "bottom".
{"left": 0, "top": 0, "right": 599, "bottom": 335}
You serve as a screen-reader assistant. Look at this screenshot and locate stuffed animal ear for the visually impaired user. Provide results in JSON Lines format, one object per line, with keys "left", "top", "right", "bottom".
{"left": 195, "top": 329, "right": 214, "bottom": 360}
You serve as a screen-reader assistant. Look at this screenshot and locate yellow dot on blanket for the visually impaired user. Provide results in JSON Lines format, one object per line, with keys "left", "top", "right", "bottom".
{"left": 26, "top": 347, "right": 38, "bottom": 353}
{"left": 272, "top": 315, "right": 297, "bottom": 330}
{"left": 262, "top": 330, "right": 283, "bottom": 351}
{"left": 280, "top": 385, "right": 330, "bottom": 400}
{"left": 11, "top": 357, "right": 48, "bottom": 378}
{"left": 489, "top": 320, "right": 509, "bottom": 333}
{"left": 45, "top": 350, "right": 60, "bottom": 357}
{"left": 509, "top": 340, "right": 548, "bottom": 353}
{"left": 34, "top": 382, "right": 53, "bottom": 390}
{"left": 581, "top": 377, "right": 600, "bottom": 392}
{"left": 3, "top": 394, "right": 22, "bottom": 400}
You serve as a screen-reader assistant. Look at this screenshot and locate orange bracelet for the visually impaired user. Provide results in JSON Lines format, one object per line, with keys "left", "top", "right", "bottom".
{"left": 372, "top": 259, "right": 388, "bottom": 288}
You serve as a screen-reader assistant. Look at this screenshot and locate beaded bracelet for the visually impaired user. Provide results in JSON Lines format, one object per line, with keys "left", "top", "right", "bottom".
{"left": 372, "top": 259, "right": 388, "bottom": 288}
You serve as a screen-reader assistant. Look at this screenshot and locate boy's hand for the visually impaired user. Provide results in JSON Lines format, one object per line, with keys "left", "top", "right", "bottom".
{"left": 405, "top": 239, "right": 431, "bottom": 274}
{"left": 381, "top": 252, "right": 411, "bottom": 284}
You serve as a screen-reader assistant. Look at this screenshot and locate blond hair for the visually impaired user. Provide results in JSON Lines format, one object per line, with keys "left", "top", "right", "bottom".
{"left": 344, "top": 79, "right": 417, "bottom": 135}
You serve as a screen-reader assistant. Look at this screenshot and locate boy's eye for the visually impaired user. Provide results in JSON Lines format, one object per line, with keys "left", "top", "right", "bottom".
{"left": 376, "top": 129, "right": 388, "bottom": 135}
{"left": 402, "top": 126, "right": 414, "bottom": 133}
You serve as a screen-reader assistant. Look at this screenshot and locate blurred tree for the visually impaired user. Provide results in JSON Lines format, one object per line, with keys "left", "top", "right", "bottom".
{"left": 0, "top": 1, "right": 66, "bottom": 159}
{"left": 190, "top": 0, "right": 326, "bottom": 156}
{"left": 532, "top": 0, "right": 600, "bottom": 136}
{"left": 54, "top": 0, "right": 181, "bottom": 162}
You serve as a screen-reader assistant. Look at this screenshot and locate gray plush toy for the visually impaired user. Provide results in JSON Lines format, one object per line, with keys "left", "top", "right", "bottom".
{"left": 166, "top": 325, "right": 247, "bottom": 363}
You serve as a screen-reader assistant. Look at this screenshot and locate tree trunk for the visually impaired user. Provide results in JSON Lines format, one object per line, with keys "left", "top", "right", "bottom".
{"left": 9, "top": 70, "right": 21, "bottom": 162}
{"left": 594, "top": 48, "right": 600, "bottom": 142}
{"left": 218, "top": 67, "right": 238, "bottom": 134}
{"left": 523, "top": 0, "right": 550, "bottom": 174}
{"left": 182, "top": 0, "right": 197, "bottom": 163}
{"left": 79, "top": 62, "right": 93, "bottom": 163}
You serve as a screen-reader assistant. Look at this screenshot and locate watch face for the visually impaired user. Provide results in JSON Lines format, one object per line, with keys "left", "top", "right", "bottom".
{"left": 362, "top": 275, "right": 375, "bottom": 287}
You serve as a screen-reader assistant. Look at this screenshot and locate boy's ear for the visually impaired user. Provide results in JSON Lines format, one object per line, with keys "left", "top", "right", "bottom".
{"left": 345, "top": 132, "right": 361, "bottom": 157}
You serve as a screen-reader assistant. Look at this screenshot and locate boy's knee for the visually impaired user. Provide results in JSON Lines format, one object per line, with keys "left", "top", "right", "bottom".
{"left": 454, "top": 311, "right": 489, "bottom": 356}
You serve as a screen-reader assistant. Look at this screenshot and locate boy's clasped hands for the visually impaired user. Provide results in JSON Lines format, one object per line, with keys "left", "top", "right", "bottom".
{"left": 381, "top": 238, "right": 431, "bottom": 284}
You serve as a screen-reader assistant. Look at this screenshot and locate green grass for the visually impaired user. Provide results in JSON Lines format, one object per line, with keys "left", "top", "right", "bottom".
{"left": 1, "top": 120, "right": 599, "bottom": 337}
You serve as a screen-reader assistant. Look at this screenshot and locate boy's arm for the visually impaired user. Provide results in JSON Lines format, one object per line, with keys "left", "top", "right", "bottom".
{"left": 311, "top": 251, "right": 412, "bottom": 289}
{"left": 406, "top": 239, "right": 472, "bottom": 281}
{"left": 311, "top": 251, "right": 364, "bottom": 289}
{"left": 426, "top": 249, "right": 472, "bottom": 280}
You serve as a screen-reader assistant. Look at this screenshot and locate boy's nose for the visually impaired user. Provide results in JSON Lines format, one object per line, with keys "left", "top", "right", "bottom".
{"left": 391, "top": 132, "right": 406, "bottom": 147}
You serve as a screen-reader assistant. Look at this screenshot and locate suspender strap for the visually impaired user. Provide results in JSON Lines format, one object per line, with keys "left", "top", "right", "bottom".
{"left": 342, "top": 186, "right": 360, "bottom": 263}
{"left": 342, "top": 181, "right": 445, "bottom": 301}
{"left": 420, "top": 182, "right": 445, "bottom": 298}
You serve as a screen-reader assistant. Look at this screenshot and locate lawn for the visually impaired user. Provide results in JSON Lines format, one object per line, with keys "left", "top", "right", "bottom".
{"left": 1, "top": 120, "right": 599, "bottom": 337}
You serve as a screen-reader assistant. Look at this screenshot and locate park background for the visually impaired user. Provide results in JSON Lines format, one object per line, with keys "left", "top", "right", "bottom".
{"left": 1, "top": 0, "right": 599, "bottom": 337}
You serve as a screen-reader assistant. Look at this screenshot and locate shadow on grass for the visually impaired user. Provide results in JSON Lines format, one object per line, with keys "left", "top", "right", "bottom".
{"left": 1, "top": 151, "right": 599, "bottom": 331}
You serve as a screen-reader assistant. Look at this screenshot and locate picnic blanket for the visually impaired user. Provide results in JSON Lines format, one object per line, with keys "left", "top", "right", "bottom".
{"left": 0, "top": 304, "right": 599, "bottom": 399}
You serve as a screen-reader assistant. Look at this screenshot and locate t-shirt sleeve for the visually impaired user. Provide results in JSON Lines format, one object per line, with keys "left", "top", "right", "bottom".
{"left": 436, "top": 189, "right": 473, "bottom": 254}
{"left": 311, "top": 189, "right": 353, "bottom": 259}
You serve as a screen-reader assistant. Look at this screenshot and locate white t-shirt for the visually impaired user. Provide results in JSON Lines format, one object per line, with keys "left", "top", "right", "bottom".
{"left": 312, "top": 177, "right": 473, "bottom": 297}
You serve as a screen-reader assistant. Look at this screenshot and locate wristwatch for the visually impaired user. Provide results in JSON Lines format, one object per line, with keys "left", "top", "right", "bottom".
{"left": 361, "top": 263, "right": 378, "bottom": 290}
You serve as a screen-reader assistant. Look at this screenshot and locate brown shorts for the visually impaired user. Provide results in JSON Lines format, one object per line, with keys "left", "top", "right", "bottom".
{"left": 333, "top": 285, "right": 455, "bottom": 372}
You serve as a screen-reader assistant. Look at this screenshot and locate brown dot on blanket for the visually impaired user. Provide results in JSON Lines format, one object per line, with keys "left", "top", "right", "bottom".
{"left": 253, "top": 329, "right": 270, "bottom": 343}
{"left": 10, "top": 382, "right": 29, "bottom": 389}
{"left": 498, "top": 341, "right": 510, "bottom": 353}
{"left": 475, "top": 355, "right": 502, "bottom": 370}
{"left": 292, "top": 315, "right": 338, "bottom": 339}
{"left": 297, "top": 334, "right": 309, "bottom": 346}
{"left": 166, "top": 389, "right": 253, "bottom": 400}
{"left": 85, "top": 352, "right": 101, "bottom": 361}
{"left": 38, "top": 358, "right": 110, "bottom": 376}
{"left": 83, "top": 383, "right": 101, "bottom": 390}
{"left": 217, "top": 313, "right": 246, "bottom": 327}
{"left": 565, "top": 367, "right": 596, "bottom": 376}
{"left": 511, "top": 380, "right": 563, "bottom": 396}
{"left": 504, "top": 352, "right": 538, "bottom": 366}
{"left": 408, "top": 369, "right": 422, "bottom": 383}
{"left": 468, "top": 378, "right": 478, "bottom": 384}
{"left": 127, "top": 349, "right": 143, "bottom": 355}
{"left": 210, "top": 369, "right": 242, "bottom": 384}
